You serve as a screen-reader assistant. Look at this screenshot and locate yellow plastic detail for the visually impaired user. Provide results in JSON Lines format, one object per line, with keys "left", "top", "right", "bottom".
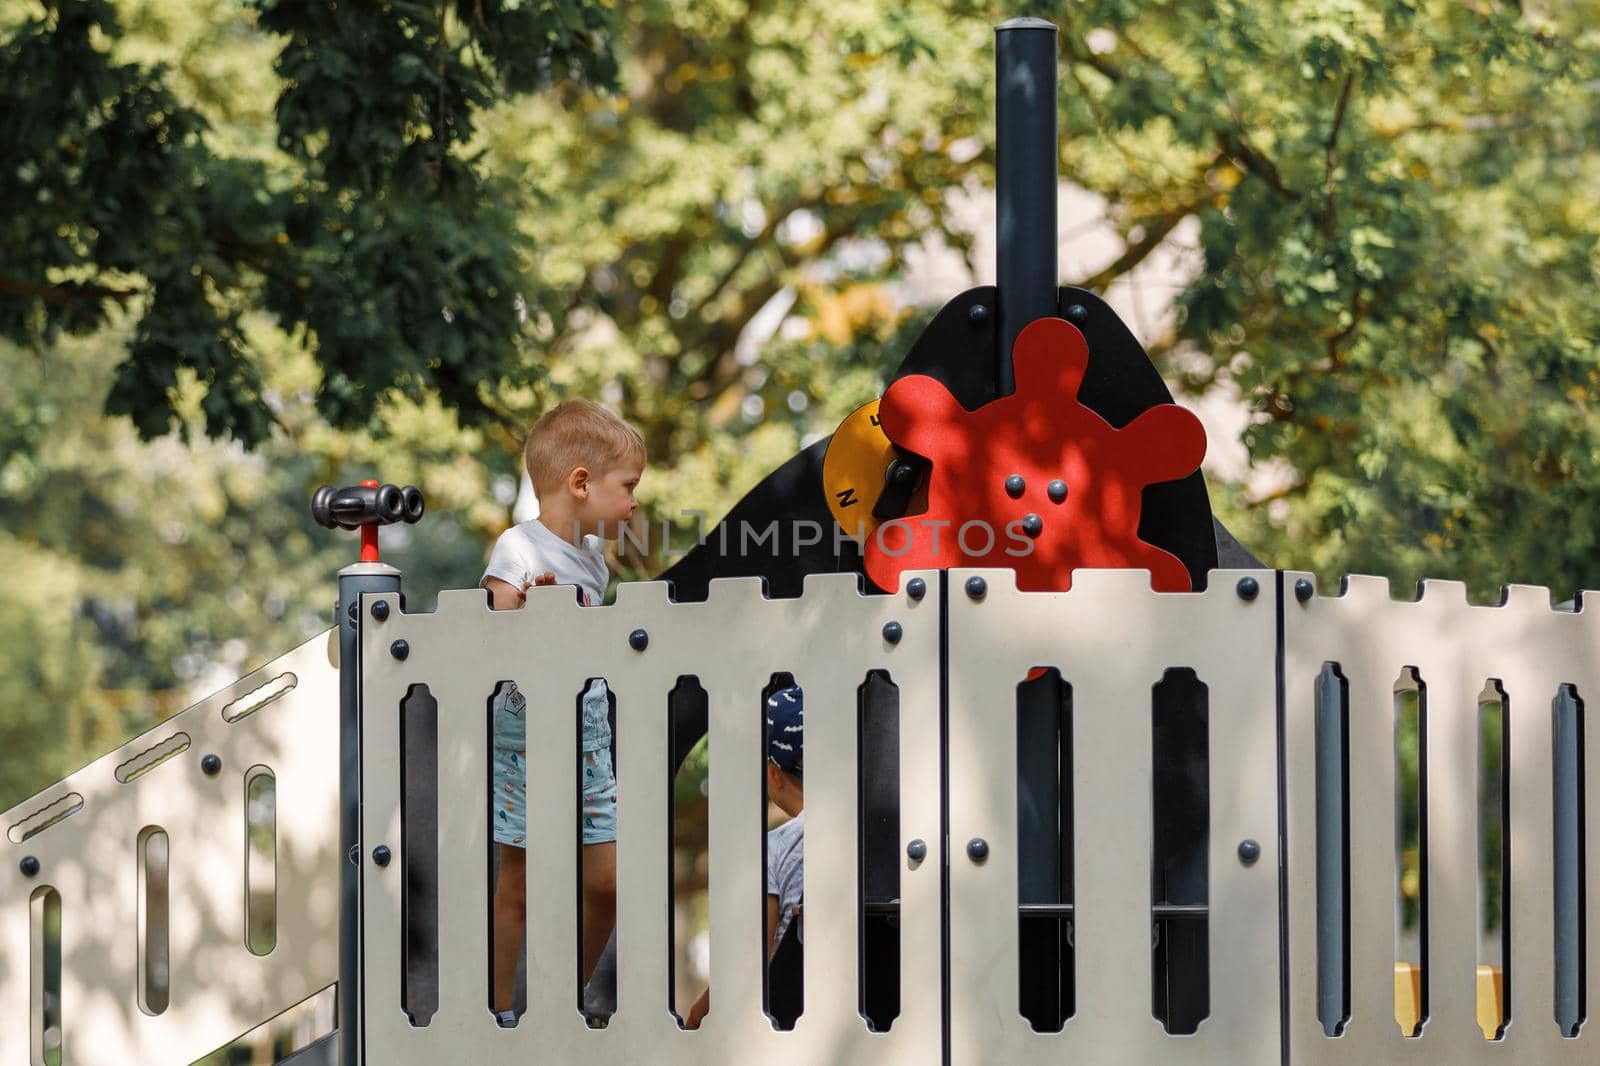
{"left": 1392, "top": 962, "right": 1505, "bottom": 1039}
{"left": 822, "top": 399, "right": 895, "bottom": 537}
{"left": 1475, "top": 964, "right": 1504, "bottom": 1040}
{"left": 1393, "top": 961, "right": 1422, "bottom": 1036}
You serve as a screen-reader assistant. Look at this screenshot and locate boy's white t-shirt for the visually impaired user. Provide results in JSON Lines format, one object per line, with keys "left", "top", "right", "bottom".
{"left": 483, "top": 518, "right": 609, "bottom": 606}
{"left": 766, "top": 811, "right": 804, "bottom": 945}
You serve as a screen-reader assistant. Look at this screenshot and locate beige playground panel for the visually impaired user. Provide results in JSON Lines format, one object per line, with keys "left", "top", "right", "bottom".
{"left": 945, "top": 568, "right": 1283, "bottom": 1066}
{"left": 1283, "top": 574, "right": 1600, "bottom": 1064}
{"left": 0, "top": 631, "right": 341, "bottom": 1065}
{"left": 358, "top": 571, "right": 944, "bottom": 1066}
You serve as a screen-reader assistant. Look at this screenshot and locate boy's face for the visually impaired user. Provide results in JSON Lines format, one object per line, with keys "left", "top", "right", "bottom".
{"left": 579, "top": 458, "right": 643, "bottom": 539}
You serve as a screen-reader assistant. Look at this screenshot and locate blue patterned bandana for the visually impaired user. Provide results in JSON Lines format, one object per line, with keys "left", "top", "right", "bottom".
{"left": 766, "top": 686, "right": 804, "bottom": 777}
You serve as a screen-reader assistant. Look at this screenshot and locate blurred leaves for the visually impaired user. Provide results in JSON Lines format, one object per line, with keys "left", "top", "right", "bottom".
{"left": 5, "top": 0, "right": 1600, "bottom": 813}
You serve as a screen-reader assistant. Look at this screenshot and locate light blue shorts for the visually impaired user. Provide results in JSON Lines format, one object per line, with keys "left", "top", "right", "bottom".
{"left": 492, "top": 680, "right": 617, "bottom": 848}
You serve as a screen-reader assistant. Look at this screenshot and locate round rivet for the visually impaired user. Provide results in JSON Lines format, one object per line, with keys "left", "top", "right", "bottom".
{"left": 906, "top": 577, "right": 927, "bottom": 601}
{"left": 389, "top": 639, "right": 409, "bottom": 661}
{"left": 373, "top": 845, "right": 392, "bottom": 867}
{"left": 906, "top": 839, "right": 927, "bottom": 862}
{"left": 968, "top": 303, "right": 990, "bottom": 325}
{"left": 1004, "top": 474, "right": 1025, "bottom": 499}
{"left": 1048, "top": 479, "right": 1068, "bottom": 504}
{"left": 201, "top": 754, "right": 222, "bottom": 776}
{"left": 346, "top": 601, "right": 359, "bottom": 626}
{"left": 1065, "top": 303, "right": 1089, "bottom": 324}
{"left": 1238, "top": 839, "right": 1261, "bottom": 865}
{"left": 348, "top": 845, "right": 361, "bottom": 866}
{"left": 1295, "top": 578, "right": 1315, "bottom": 603}
{"left": 20, "top": 856, "right": 40, "bottom": 878}
{"left": 965, "top": 576, "right": 987, "bottom": 600}
{"left": 628, "top": 628, "right": 649, "bottom": 652}
{"left": 966, "top": 838, "right": 990, "bottom": 862}
{"left": 370, "top": 600, "right": 390, "bottom": 621}
{"left": 1021, "top": 513, "right": 1043, "bottom": 538}
{"left": 1236, "top": 576, "right": 1260, "bottom": 602}
{"left": 882, "top": 621, "right": 903, "bottom": 645}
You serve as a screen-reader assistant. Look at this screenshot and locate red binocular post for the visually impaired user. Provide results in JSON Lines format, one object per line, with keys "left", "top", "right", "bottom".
{"left": 311, "top": 478, "right": 422, "bottom": 1065}
{"left": 311, "top": 480, "right": 425, "bottom": 562}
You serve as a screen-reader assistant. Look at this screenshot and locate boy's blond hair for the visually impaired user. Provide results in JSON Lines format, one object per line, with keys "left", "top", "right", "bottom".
{"left": 524, "top": 399, "right": 646, "bottom": 496}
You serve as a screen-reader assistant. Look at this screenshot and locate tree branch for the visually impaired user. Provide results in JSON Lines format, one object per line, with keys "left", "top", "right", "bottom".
{"left": 1073, "top": 192, "right": 1216, "bottom": 292}
{"left": 0, "top": 277, "right": 144, "bottom": 306}
{"left": 1320, "top": 73, "right": 1355, "bottom": 236}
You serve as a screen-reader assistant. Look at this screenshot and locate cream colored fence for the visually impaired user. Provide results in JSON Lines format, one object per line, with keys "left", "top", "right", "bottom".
{"left": 1283, "top": 574, "right": 1600, "bottom": 1064}
{"left": 0, "top": 631, "right": 341, "bottom": 1065}
{"left": 357, "top": 572, "right": 944, "bottom": 1066}
{"left": 5, "top": 567, "right": 1597, "bottom": 1065}
{"left": 357, "top": 568, "right": 1599, "bottom": 1066}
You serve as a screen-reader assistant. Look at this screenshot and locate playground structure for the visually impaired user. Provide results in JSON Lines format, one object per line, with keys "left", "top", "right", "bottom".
{"left": 3, "top": 566, "right": 1596, "bottom": 1064}
{"left": 2, "top": 15, "right": 1596, "bottom": 1066}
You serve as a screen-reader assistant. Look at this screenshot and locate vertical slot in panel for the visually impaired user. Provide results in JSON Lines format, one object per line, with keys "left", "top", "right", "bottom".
{"left": 858, "top": 670, "right": 901, "bottom": 1032}
{"left": 1315, "top": 663, "right": 1351, "bottom": 1036}
{"left": 576, "top": 678, "right": 619, "bottom": 1017}
{"left": 245, "top": 767, "right": 278, "bottom": 956}
{"left": 762, "top": 674, "right": 804, "bottom": 1031}
{"left": 1151, "top": 667, "right": 1209, "bottom": 1035}
{"left": 30, "top": 885, "right": 62, "bottom": 1066}
{"left": 1394, "top": 666, "right": 1428, "bottom": 1036}
{"left": 1477, "top": 680, "right": 1509, "bottom": 1039}
{"left": 1553, "top": 684, "right": 1586, "bottom": 1036}
{"left": 487, "top": 680, "right": 525, "bottom": 1024}
{"left": 670, "top": 677, "right": 709, "bottom": 1027}
{"left": 401, "top": 683, "right": 439, "bottom": 1026}
{"left": 1017, "top": 666, "right": 1073, "bottom": 1031}
{"left": 137, "top": 826, "right": 170, "bottom": 1016}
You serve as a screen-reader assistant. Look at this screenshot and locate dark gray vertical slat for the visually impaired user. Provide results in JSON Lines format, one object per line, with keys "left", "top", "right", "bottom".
{"left": 1554, "top": 686, "right": 1584, "bottom": 1036}
{"left": 337, "top": 564, "right": 401, "bottom": 1065}
{"left": 1315, "top": 664, "right": 1349, "bottom": 1035}
{"left": 994, "top": 18, "right": 1059, "bottom": 392}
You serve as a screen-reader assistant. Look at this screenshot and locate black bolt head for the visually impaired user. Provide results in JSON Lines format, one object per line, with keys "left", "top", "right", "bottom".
{"left": 373, "top": 845, "right": 392, "bottom": 867}
{"left": 906, "top": 839, "right": 927, "bottom": 862}
{"left": 370, "top": 600, "right": 390, "bottom": 621}
{"left": 1021, "top": 513, "right": 1043, "bottom": 538}
{"left": 965, "top": 575, "right": 987, "bottom": 600}
{"left": 1004, "top": 474, "right": 1025, "bottom": 499}
{"left": 1065, "top": 303, "right": 1090, "bottom": 325}
{"left": 1295, "top": 578, "right": 1315, "bottom": 603}
{"left": 966, "top": 838, "right": 990, "bottom": 862}
{"left": 906, "top": 577, "right": 927, "bottom": 601}
{"left": 1238, "top": 838, "right": 1261, "bottom": 865}
{"left": 201, "top": 753, "right": 222, "bottom": 776}
{"left": 19, "top": 855, "right": 40, "bottom": 877}
{"left": 1047, "top": 479, "right": 1068, "bottom": 504}
{"left": 1236, "top": 576, "right": 1260, "bottom": 602}
{"left": 628, "top": 628, "right": 649, "bottom": 652}
{"left": 968, "top": 303, "right": 990, "bottom": 324}
{"left": 390, "top": 639, "right": 409, "bottom": 661}
{"left": 882, "top": 621, "right": 903, "bottom": 645}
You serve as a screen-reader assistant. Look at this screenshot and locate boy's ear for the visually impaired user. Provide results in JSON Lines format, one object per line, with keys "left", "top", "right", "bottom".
{"left": 764, "top": 760, "right": 782, "bottom": 791}
{"left": 567, "top": 465, "right": 591, "bottom": 498}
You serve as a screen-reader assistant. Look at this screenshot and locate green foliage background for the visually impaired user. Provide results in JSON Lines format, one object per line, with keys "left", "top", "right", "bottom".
{"left": 2, "top": 0, "right": 1596, "bottom": 946}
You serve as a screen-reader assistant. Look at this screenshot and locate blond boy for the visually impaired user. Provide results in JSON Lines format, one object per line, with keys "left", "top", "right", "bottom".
{"left": 484, "top": 400, "right": 645, "bottom": 1022}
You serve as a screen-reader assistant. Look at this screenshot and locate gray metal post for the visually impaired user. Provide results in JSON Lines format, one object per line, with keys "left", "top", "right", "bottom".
{"left": 1553, "top": 687, "right": 1583, "bottom": 1036}
{"left": 1314, "top": 665, "right": 1347, "bottom": 1034}
{"left": 1001, "top": 15, "right": 1062, "bottom": 915}
{"left": 336, "top": 561, "right": 402, "bottom": 1065}
{"left": 994, "top": 17, "right": 1059, "bottom": 391}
